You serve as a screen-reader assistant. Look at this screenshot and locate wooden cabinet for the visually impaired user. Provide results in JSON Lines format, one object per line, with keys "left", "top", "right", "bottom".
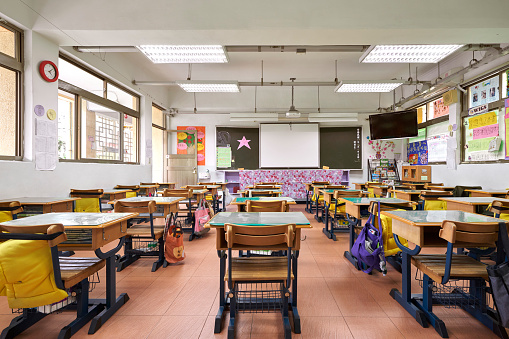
{"left": 402, "top": 165, "right": 431, "bottom": 182}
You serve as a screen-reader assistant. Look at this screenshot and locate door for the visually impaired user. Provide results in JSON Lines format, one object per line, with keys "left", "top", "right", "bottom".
{"left": 165, "top": 129, "right": 198, "bottom": 187}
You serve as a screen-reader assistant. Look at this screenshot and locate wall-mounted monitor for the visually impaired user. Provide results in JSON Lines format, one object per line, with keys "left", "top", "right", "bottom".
{"left": 369, "top": 109, "right": 418, "bottom": 140}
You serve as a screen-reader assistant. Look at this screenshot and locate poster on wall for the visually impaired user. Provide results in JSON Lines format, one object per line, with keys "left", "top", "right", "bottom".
{"left": 469, "top": 75, "right": 499, "bottom": 108}
{"left": 407, "top": 140, "right": 428, "bottom": 165}
{"left": 427, "top": 135, "right": 447, "bottom": 163}
{"left": 464, "top": 109, "right": 504, "bottom": 162}
{"left": 431, "top": 98, "right": 449, "bottom": 119}
{"left": 505, "top": 99, "right": 509, "bottom": 160}
{"left": 177, "top": 126, "right": 205, "bottom": 165}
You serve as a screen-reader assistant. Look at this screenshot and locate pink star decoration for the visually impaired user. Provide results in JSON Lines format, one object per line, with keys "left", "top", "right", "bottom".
{"left": 237, "top": 136, "right": 251, "bottom": 150}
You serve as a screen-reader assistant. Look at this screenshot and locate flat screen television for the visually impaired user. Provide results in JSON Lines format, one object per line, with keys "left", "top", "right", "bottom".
{"left": 369, "top": 109, "right": 418, "bottom": 140}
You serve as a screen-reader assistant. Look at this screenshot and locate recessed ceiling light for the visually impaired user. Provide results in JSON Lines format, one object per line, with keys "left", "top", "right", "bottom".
{"left": 136, "top": 45, "right": 228, "bottom": 63}
{"left": 176, "top": 80, "right": 240, "bottom": 93}
{"left": 334, "top": 81, "right": 403, "bottom": 93}
{"left": 360, "top": 45, "right": 464, "bottom": 63}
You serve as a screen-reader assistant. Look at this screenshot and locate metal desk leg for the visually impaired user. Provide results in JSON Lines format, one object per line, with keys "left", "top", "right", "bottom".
{"left": 305, "top": 191, "right": 310, "bottom": 213}
{"left": 314, "top": 199, "right": 322, "bottom": 223}
{"left": 222, "top": 190, "right": 226, "bottom": 212}
{"left": 215, "top": 250, "right": 227, "bottom": 333}
{"left": 291, "top": 250, "right": 301, "bottom": 334}
{"left": 344, "top": 215, "right": 359, "bottom": 269}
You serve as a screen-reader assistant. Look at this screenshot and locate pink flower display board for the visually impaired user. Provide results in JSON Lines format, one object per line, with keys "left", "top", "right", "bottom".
{"left": 239, "top": 169, "right": 346, "bottom": 199}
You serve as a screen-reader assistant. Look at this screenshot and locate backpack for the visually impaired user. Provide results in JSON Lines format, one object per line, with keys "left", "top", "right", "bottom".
{"left": 164, "top": 213, "right": 185, "bottom": 264}
{"left": 194, "top": 199, "right": 211, "bottom": 236}
{"left": 351, "top": 201, "right": 387, "bottom": 275}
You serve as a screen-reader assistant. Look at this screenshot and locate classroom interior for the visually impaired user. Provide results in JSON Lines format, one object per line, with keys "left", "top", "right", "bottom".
{"left": 1, "top": 1, "right": 509, "bottom": 338}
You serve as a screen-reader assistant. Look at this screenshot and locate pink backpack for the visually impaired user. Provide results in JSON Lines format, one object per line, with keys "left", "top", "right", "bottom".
{"left": 194, "top": 199, "right": 211, "bottom": 236}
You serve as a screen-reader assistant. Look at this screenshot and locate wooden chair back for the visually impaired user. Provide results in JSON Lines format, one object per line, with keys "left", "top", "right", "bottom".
{"left": 489, "top": 200, "right": 509, "bottom": 216}
{"left": 0, "top": 201, "right": 23, "bottom": 218}
{"left": 183, "top": 185, "right": 205, "bottom": 190}
{"left": 254, "top": 184, "right": 278, "bottom": 189}
{"left": 424, "top": 183, "right": 443, "bottom": 189}
{"left": 325, "top": 185, "right": 347, "bottom": 189}
{"left": 198, "top": 182, "right": 215, "bottom": 186}
{"left": 419, "top": 190, "right": 453, "bottom": 200}
{"left": 114, "top": 200, "right": 156, "bottom": 214}
{"left": 333, "top": 190, "right": 362, "bottom": 199}
{"left": 140, "top": 182, "right": 159, "bottom": 187}
{"left": 439, "top": 220, "right": 500, "bottom": 248}
{"left": 0, "top": 223, "right": 67, "bottom": 248}
{"left": 163, "top": 188, "right": 192, "bottom": 198}
{"left": 225, "top": 223, "right": 295, "bottom": 249}
{"left": 115, "top": 185, "right": 140, "bottom": 192}
{"left": 368, "top": 200, "right": 414, "bottom": 215}
{"left": 246, "top": 200, "right": 287, "bottom": 212}
{"left": 312, "top": 181, "right": 329, "bottom": 185}
{"left": 70, "top": 189, "right": 104, "bottom": 198}
{"left": 250, "top": 190, "right": 276, "bottom": 197}
{"left": 259, "top": 182, "right": 281, "bottom": 185}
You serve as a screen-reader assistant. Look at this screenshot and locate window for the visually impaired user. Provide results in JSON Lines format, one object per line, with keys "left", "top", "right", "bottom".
{"left": 0, "top": 22, "right": 22, "bottom": 159}
{"left": 58, "top": 55, "right": 140, "bottom": 163}
{"left": 152, "top": 105, "right": 165, "bottom": 182}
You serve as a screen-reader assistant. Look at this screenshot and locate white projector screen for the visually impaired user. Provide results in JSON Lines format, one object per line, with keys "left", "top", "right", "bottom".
{"left": 260, "top": 123, "right": 320, "bottom": 168}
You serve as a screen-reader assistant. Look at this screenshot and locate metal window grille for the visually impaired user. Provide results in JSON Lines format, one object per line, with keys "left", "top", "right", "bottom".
{"left": 123, "top": 124, "right": 134, "bottom": 162}
{"left": 95, "top": 115, "right": 119, "bottom": 160}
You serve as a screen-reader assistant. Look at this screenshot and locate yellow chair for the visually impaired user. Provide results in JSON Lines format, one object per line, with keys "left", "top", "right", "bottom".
{"left": 70, "top": 189, "right": 104, "bottom": 212}
{"left": 246, "top": 200, "right": 287, "bottom": 212}
{"left": 115, "top": 185, "right": 139, "bottom": 198}
{"left": 420, "top": 191, "right": 453, "bottom": 210}
{"left": 490, "top": 200, "right": 509, "bottom": 221}
{"left": 0, "top": 201, "right": 23, "bottom": 223}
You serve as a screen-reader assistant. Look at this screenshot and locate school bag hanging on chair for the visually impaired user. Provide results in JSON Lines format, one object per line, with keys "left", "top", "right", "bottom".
{"left": 351, "top": 201, "right": 387, "bottom": 275}
{"left": 194, "top": 199, "right": 211, "bottom": 237}
{"left": 164, "top": 213, "right": 185, "bottom": 264}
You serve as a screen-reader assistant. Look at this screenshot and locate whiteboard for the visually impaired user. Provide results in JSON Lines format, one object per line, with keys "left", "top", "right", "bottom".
{"left": 260, "top": 123, "right": 320, "bottom": 168}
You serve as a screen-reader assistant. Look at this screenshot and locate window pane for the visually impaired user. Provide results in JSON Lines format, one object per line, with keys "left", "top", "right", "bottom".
{"left": 152, "top": 127, "right": 164, "bottom": 182}
{"left": 81, "top": 99, "right": 120, "bottom": 160}
{"left": 502, "top": 70, "right": 508, "bottom": 99}
{"left": 59, "top": 58, "right": 104, "bottom": 94}
{"left": 0, "top": 66, "right": 17, "bottom": 156}
{"left": 107, "top": 83, "right": 138, "bottom": 111}
{"left": 123, "top": 115, "right": 138, "bottom": 162}
{"left": 0, "top": 25, "right": 15, "bottom": 58}
{"left": 57, "top": 90, "right": 75, "bottom": 159}
{"left": 152, "top": 105, "right": 164, "bottom": 127}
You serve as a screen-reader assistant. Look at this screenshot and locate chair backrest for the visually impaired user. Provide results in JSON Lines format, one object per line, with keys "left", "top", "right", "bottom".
{"left": 419, "top": 190, "right": 453, "bottom": 200}
{"left": 369, "top": 201, "right": 414, "bottom": 216}
{"left": 452, "top": 185, "right": 482, "bottom": 197}
{"left": 439, "top": 220, "right": 499, "bottom": 248}
{"left": 70, "top": 189, "right": 104, "bottom": 199}
{"left": 225, "top": 223, "right": 295, "bottom": 250}
{"left": 0, "top": 223, "right": 67, "bottom": 247}
{"left": 489, "top": 200, "right": 509, "bottom": 217}
{"left": 254, "top": 184, "right": 278, "bottom": 189}
{"left": 0, "top": 201, "right": 23, "bottom": 222}
{"left": 246, "top": 200, "right": 287, "bottom": 212}
{"left": 312, "top": 181, "right": 329, "bottom": 185}
{"left": 424, "top": 183, "right": 443, "bottom": 188}
{"left": 140, "top": 182, "right": 159, "bottom": 187}
{"left": 325, "top": 185, "right": 347, "bottom": 189}
{"left": 259, "top": 182, "right": 280, "bottom": 185}
{"left": 184, "top": 185, "right": 205, "bottom": 190}
{"left": 198, "top": 182, "right": 215, "bottom": 185}
{"left": 70, "top": 189, "right": 104, "bottom": 213}
{"left": 163, "top": 188, "right": 192, "bottom": 198}
{"left": 250, "top": 190, "right": 275, "bottom": 197}
{"left": 333, "top": 190, "right": 362, "bottom": 199}
{"left": 114, "top": 200, "right": 156, "bottom": 214}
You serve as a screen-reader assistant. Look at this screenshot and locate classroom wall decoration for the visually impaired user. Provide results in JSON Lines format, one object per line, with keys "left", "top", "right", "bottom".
{"left": 431, "top": 97, "right": 449, "bottom": 119}
{"left": 320, "top": 127, "right": 362, "bottom": 169}
{"left": 469, "top": 75, "right": 500, "bottom": 108}
{"left": 367, "top": 137, "right": 396, "bottom": 159}
{"left": 177, "top": 126, "right": 205, "bottom": 165}
{"left": 239, "top": 169, "right": 346, "bottom": 199}
{"left": 464, "top": 109, "right": 505, "bottom": 162}
{"left": 505, "top": 98, "right": 509, "bottom": 160}
{"left": 407, "top": 140, "right": 428, "bottom": 165}
{"left": 216, "top": 127, "right": 259, "bottom": 169}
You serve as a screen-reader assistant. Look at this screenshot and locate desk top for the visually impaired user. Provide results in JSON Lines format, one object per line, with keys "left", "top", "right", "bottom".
{"left": 0, "top": 197, "right": 80, "bottom": 205}
{"left": 320, "top": 189, "right": 362, "bottom": 194}
{"left": 192, "top": 189, "right": 209, "bottom": 194}
{"left": 392, "top": 189, "right": 445, "bottom": 194}
{"left": 426, "top": 186, "right": 455, "bottom": 190}
{"left": 110, "top": 196, "right": 185, "bottom": 204}
{"left": 139, "top": 184, "right": 159, "bottom": 189}
{"left": 232, "top": 197, "right": 296, "bottom": 204}
{"left": 465, "top": 189, "right": 508, "bottom": 195}
{"left": 381, "top": 210, "right": 504, "bottom": 226}
{"left": 158, "top": 182, "right": 176, "bottom": 185}
{"left": 338, "top": 197, "right": 414, "bottom": 205}
{"left": 439, "top": 197, "right": 509, "bottom": 205}
{"left": 0, "top": 212, "right": 136, "bottom": 229}
{"left": 240, "top": 189, "right": 283, "bottom": 193}
{"left": 101, "top": 188, "right": 132, "bottom": 194}
{"left": 207, "top": 212, "right": 311, "bottom": 228}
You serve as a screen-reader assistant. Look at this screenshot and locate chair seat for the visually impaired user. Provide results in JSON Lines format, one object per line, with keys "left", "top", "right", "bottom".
{"left": 59, "top": 257, "right": 105, "bottom": 289}
{"left": 225, "top": 257, "right": 294, "bottom": 282}
{"left": 412, "top": 254, "right": 489, "bottom": 283}
{"left": 126, "top": 225, "right": 165, "bottom": 239}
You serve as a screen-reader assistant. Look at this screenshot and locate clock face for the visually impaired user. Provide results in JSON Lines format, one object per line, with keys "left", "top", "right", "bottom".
{"left": 44, "top": 63, "right": 57, "bottom": 80}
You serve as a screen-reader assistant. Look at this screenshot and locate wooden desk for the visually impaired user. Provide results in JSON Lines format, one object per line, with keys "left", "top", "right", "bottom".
{"left": 109, "top": 196, "right": 185, "bottom": 217}
{"left": 353, "top": 182, "right": 367, "bottom": 190}
{"left": 138, "top": 184, "right": 159, "bottom": 196}
{"left": 401, "top": 183, "right": 427, "bottom": 190}
{"left": 465, "top": 189, "right": 508, "bottom": 198}
{"left": 102, "top": 188, "right": 131, "bottom": 200}
{"left": 157, "top": 182, "right": 176, "bottom": 190}
{"left": 238, "top": 189, "right": 283, "bottom": 197}
{"left": 231, "top": 197, "right": 296, "bottom": 212}
{"left": 426, "top": 185, "right": 454, "bottom": 191}
{"left": 439, "top": 197, "right": 509, "bottom": 214}
{"left": 205, "top": 212, "right": 311, "bottom": 335}
{"left": 1, "top": 212, "right": 137, "bottom": 334}
{"left": 372, "top": 185, "right": 407, "bottom": 197}
{"left": 392, "top": 189, "right": 424, "bottom": 202}
{"left": 381, "top": 209, "right": 507, "bottom": 338}
{"left": 0, "top": 197, "right": 79, "bottom": 214}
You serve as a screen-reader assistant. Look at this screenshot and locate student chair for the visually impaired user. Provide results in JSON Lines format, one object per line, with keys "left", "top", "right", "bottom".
{"left": 198, "top": 182, "right": 220, "bottom": 212}
{"left": 243, "top": 190, "right": 277, "bottom": 198}
{"left": 114, "top": 185, "right": 140, "bottom": 198}
{"left": 0, "top": 223, "right": 105, "bottom": 338}
{"left": 490, "top": 200, "right": 509, "bottom": 221}
{"left": 419, "top": 191, "right": 453, "bottom": 210}
{"left": 253, "top": 184, "right": 279, "bottom": 189}
{"left": 452, "top": 185, "right": 482, "bottom": 197}
{"left": 326, "top": 190, "right": 363, "bottom": 240}
{"left": 0, "top": 201, "right": 23, "bottom": 223}
{"left": 306, "top": 181, "right": 329, "bottom": 214}
{"left": 424, "top": 183, "right": 444, "bottom": 189}
{"left": 114, "top": 200, "right": 166, "bottom": 272}
{"left": 225, "top": 223, "right": 295, "bottom": 339}
{"left": 410, "top": 220, "right": 502, "bottom": 338}
{"left": 70, "top": 189, "right": 104, "bottom": 213}
{"left": 246, "top": 200, "right": 287, "bottom": 212}
{"left": 163, "top": 188, "right": 196, "bottom": 233}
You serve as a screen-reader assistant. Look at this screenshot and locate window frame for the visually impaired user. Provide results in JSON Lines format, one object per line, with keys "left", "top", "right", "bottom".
{"left": 0, "top": 21, "right": 23, "bottom": 160}
{"left": 57, "top": 54, "right": 140, "bottom": 164}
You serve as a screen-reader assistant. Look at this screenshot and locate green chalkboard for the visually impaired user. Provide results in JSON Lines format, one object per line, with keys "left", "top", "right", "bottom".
{"left": 320, "top": 127, "right": 362, "bottom": 169}
{"left": 216, "top": 127, "right": 259, "bottom": 169}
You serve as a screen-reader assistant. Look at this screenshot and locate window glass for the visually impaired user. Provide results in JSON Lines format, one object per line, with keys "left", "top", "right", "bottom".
{"left": 152, "top": 127, "right": 164, "bottom": 182}
{"left": 107, "top": 83, "right": 138, "bottom": 111}
{"left": 59, "top": 58, "right": 104, "bottom": 94}
{"left": 123, "top": 115, "right": 138, "bottom": 162}
{"left": 0, "top": 66, "right": 17, "bottom": 156}
{"left": 57, "top": 90, "right": 75, "bottom": 159}
{"left": 152, "top": 105, "right": 164, "bottom": 127}
{"left": 81, "top": 99, "right": 120, "bottom": 160}
{"left": 468, "top": 75, "right": 500, "bottom": 108}
{"left": 0, "top": 25, "right": 15, "bottom": 58}
{"left": 502, "top": 70, "right": 508, "bottom": 99}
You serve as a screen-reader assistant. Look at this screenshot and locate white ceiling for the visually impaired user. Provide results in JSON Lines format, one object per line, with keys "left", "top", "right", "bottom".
{"left": 2, "top": 0, "right": 509, "bottom": 112}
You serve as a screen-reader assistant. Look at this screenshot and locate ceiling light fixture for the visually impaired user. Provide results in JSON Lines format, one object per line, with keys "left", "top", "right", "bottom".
{"left": 286, "top": 78, "right": 300, "bottom": 118}
{"left": 176, "top": 80, "right": 240, "bottom": 93}
{"left": 360, "top": 45, "right": 463, "bottom": 63}
{"left": 334, "top": 80, "right": 403, "bottom": 93}
{"left": 136, "top": 45, "right": 228, "bottom": 63}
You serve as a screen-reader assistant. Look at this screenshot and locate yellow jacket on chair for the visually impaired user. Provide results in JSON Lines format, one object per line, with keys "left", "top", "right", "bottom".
{"left": 375, "top": 211, "right": 408, "bottom": 257}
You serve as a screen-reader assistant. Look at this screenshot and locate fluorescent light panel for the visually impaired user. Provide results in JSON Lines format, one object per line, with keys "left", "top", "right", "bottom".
{"left": 360, "top": 45, "right": 463, "bottom": 63}
{"left": 176, "top": 81, "right": 240, "bottom": 93}
{"left": 335, "top": 81, "right": 403, "bottom": 93}
{"left": 308, "top": 113, "right": 358, "bottom": 122}
{"left": 136, "top": 45, "right": 228, "bottom": 63}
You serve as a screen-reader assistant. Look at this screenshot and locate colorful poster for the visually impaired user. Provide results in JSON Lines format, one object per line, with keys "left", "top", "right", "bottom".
{"left": 505, "top": 110, "right": 509, "bottom": 160}
{"left": 177, "top": 126, "right": 206, "bottom": 165}
{"left": 473, "top": 124, "right": 499, "bottom": 140}
{"left": 468, "top": 111, "right": 498, "bottom": 129}
{"left": 467, "top": 137, "right": 496, "bottom": 152}
{"left": 469, "top": 75, "right": 499, "bottom": 108}
{"left": 432, "top": 98, "right": 449, "bottom": 119}
{"left": 407, "top": 140, "right": 428, "bottom": 165}
{"left": 216, "top": 147, "right": 232, "bottom": 168}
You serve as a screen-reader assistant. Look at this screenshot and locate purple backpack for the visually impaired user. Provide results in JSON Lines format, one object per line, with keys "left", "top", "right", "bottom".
{"left": 351, "top": 201, "right": 387, "bottom": 275}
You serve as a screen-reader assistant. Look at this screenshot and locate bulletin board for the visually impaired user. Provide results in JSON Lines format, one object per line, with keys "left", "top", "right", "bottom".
{"left": 320, "top": 127, "right": 362, "bottom": 169}
{"left": 463, "top": 109, "right": 505, "bottom": 162}
{"left": 216, "top": 127, "right": 259, "bottom": 170}
{"left": 407, "top": 140, "right": 428, "bottom": 165}
{"left": 177, "top": 126, "right": 205, "bottom": 165}
{"left": 469, "top": 75, "right": 500, "bottom": 108}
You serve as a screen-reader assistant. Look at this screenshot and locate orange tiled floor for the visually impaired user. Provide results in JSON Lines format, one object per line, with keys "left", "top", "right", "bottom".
{"left": 0, "top": 204, "right": 503, "bottom": 338}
